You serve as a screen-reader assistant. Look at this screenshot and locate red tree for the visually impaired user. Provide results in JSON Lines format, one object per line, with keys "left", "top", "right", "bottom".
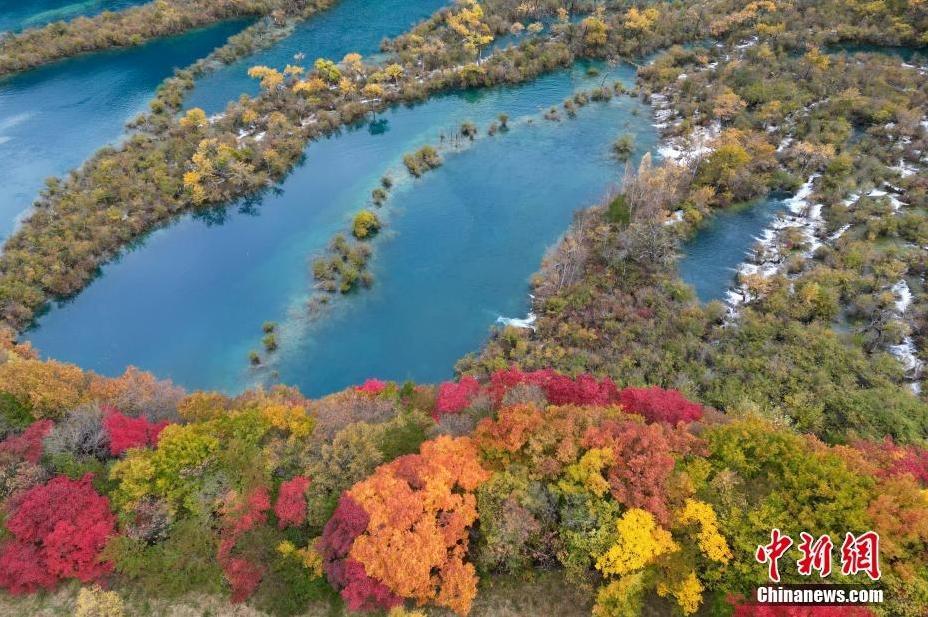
{"left": 103, "top": 408, "right": 168, "bottom": 456}
{"left": 434, "top": 376, "right": 480, "bottom": 418}
{"left": 0, "top": 419, "right": 53, "bottom": 464}
{"left": 0, "top": 474, "right": 115, "bottom": 594}
{"left": 486, "top": 367, "right": 620, "bottom": 406}
{"left": 618, "top": 386, "right": 704, "bottom": 424}
{"left": 217, "top": 487, "right": 271, "bottom": 602}
{"left": 274, "top": 475, "right": 310, "bottom": 529}
{"left": 319, "top": 494, "right": 402, "bottom": 610}
{"left": 852, "top": 438, "right": 928, "bottom": 486}
{"left": 356, "top": 379, "right": 387, "bottom": 395}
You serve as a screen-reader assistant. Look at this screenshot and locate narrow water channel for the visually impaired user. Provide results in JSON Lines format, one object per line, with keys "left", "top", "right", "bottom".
{"left": 0, "top": 19, "right": 250, "bottom": 239}
{"left": 0, "top": 0, "right": 147, "bottom": 33}
{"left": 678, "top": 196, "right": 786, "bottom": 302}
{"left": 184, "top": 0, "right": 451, "bottom": 114}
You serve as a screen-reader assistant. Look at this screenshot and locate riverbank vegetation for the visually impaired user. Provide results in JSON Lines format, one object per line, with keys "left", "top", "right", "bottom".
{"left": 0, "top": 338, "right": 925, "bottom": 615}
{"left": 403, "top": 145, "right": 443, "bottom": 177}
{"left": 0, "top": 0, "right": 335, "bottom": 76}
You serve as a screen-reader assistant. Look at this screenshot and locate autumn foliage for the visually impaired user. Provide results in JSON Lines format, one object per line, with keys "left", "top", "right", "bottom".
{"left": 850, "top": 437, "right": 928, "bottom": 485}
{"left": 0, "top": 474, "right": 115, "bottom": 594}
{"left": 0, "top": 419, "right": 52, "bottom": 463}
{"left": 322, "top": 436, "right": 489, "bottom": 614}
{"left": 433, "top": 375, "right": 480, "bottom": 417}
{"left": 0, "top": 349, "right": 926, "bottom": 615}
{"left": 319, "top": 494, "right": 402, "bottom": 611}
{"left": 103, "top": 407, "right": 169, "bottom": 455}
{"left": 486, "top": 367, "right": 619, "bottom": 406}
{"left": 618, "top": 386, "right": 704, "bottom": 424}
{"left": 218, "top": 487, "right": 271, "bottom": 602}
{"left": 356, "top": 378, "right": 387, "bottom": 395}
{"left": 274, "top": 475, "right": 310, "bottom": 529}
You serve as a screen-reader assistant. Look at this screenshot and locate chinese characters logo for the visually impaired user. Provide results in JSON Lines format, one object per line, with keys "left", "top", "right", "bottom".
{"left": 756, "top": 529, "right": 880, "bottom": 582}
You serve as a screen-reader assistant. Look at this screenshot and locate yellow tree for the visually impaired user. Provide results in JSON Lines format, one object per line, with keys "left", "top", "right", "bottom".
{"left": 447, "top": 0, "right": 494, "bottom": 61}
{"left": 713, "top": 88, "right": 747, "bottom": 121}
{"left": 581, "top": 15, "right": 609, "bottom": 49}
{"left": 361, "top": 83, "right": 385, "bottom": 116}
{"left": 384, "top": 63, "right": 404, "bottom": 83}
{"left": 314, "top": 58, "right": 342, "bottom": 84}
{"left": 247, "top": 66, "right": 284, "bottom": 92}
{"left": 283, "top": 64, "right": 304, "bottom": 79}
{"left": 341, "top": 52, "right": 363, "bottom": 76}
{"left": 338, "top": 77, "right": 356, "bottom": 96}
{"left": 624, "top": 6, "right": 660, "bottom": 31}
{"left": 179, "top": 107, "right": 207, "bottom": 130}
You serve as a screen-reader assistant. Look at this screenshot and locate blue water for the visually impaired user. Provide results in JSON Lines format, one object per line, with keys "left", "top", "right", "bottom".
{"left": 184, "top": 0, "right": 451, "bottom": 114}
{"left": 678, "top": 196, "right": 786, "bottom": 302}
{"left": 28, "top": 63, "right": 657, "bottom": 394}
{"left": 0, "top": 20, "right": 249, "bottom": 240}
{"left": 0, "top": 0, "right": 146, "bottom": 33}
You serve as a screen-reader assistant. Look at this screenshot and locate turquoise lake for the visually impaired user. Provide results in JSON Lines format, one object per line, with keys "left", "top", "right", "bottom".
{"left": 28, "top": 62, "right": 659, "bottom": 395}
{"left": 0, "top": 19, "right": 249, "bottom": 239}
{"left": 0, "top": 0, "right": 146, "bottom": 33}
{"left": 184, "top": 0, "right": 450, "bottom": 114}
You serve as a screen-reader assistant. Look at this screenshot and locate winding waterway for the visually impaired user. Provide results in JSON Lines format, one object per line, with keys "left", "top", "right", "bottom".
{"left": 0, "top": 19, "right": 249, "bottom": 239}
{"left": 0, "top": 0, "right": 147, "bottom": 33}
{"left": 184, "top": 0, "right": 450, "bottom": 114}
{"left": 28, "top": 62, "right": 658, "bottom": 395}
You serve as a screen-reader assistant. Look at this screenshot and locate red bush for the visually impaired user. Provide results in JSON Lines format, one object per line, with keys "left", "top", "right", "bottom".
{"left": 0, "top": 419, "right": 53, "bottom": 464}
{"left": 218, "top": 487, "right": 271, "bottom": 602}
{"left": 543, "top": 373, "right": 619, "bottom": 406}
{"left": 223, "top": 557, "right": 264, "bottom": 603}
{"left": 618, "top": 386, "right": 704, "bottom": 424}
{"left": 0, "top": 542, "right": 56, "bottom": 594}
{"left": 487, "top": 367, "right": 620, "bottom": 407}
{"left": 274, "top": 476, "right": 310, "bottom": 529}
{"left": 852, "top": 438, "right": 928, "bottom": 486}
{"left": 340, "top": 559, "right": 403, "bottom": 612}
{"left": 318, "top": 494, "right": 400, "bottom": 610}
{"left": 103, "top": 409, "right": 168, "bottom": 456}
{"left": 0, "top": 474, "right": 115, "bottom": 594}
{"left": 319, "top": 494, "right": 370, "bottom": 585}
{"left": 356, "top": 379, "right": 387, "bottom": 395}
{"left": 583, "top": 420, "right": 698, "bottom": 525}
{"left": 434, "top": 376, "right": 480, "bottom": 418}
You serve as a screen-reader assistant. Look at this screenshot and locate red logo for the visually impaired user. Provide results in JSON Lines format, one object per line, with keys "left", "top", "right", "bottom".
{"left": 756, "top": 528, "right": 793, "bottom": 583}
{"left": 840, "top": 531, "right": 881, "bottom": 581}
{"left": 755, "top": 530, "right": 881, "bottom": 581}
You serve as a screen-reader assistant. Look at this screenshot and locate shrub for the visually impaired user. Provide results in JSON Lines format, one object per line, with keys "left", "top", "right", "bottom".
{"left": 356, "top": 379, "right": 387, "bottom": 395}
{"left": 75, "top": 585, "right": 124, "bottom": 617}
{"left": 403, "top": 145, "right": 443, "bottom": 177}
{"left": 618, "top": 387, "right": 704, "bottom": 424}
{"left": 352, "top": 210, "right": 381, "bottom": 239}
{"left": 434, "top": 376, "right": 480, "bottom": 418}
{"left": 0, "top": 419, "right": 52, "bottom": 464}
{"left": 43, "top": 405, "right": 108, "bottom": 460}
{"left": 103, "top": 409, "right": 168, "bottom": 456}
{"left": 218, "top": 487, "right": 272, "bottom": 602}
{"left": 275, "top": 475, "right": 310, "bottom": 529}
{"left": 0, "top": 474, "right": 116, "bottom": 593}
